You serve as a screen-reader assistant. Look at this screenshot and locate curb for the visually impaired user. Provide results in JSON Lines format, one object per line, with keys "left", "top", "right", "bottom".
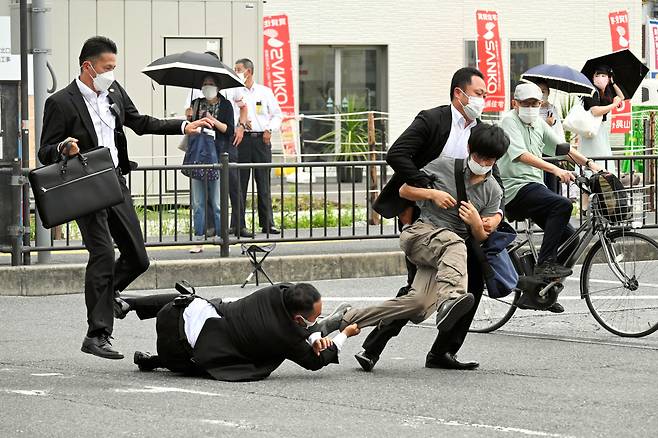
{"left": 0, "top": 251, "right": 408, "bottom": 297}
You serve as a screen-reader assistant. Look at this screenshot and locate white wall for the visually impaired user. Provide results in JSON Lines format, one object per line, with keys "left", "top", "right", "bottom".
{"left": 264, "top": 0, "right": 644, "bottom": 141}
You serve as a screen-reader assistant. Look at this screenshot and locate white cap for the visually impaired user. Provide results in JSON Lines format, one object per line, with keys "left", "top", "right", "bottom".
{"left": 514, "top": 82, "right": 543, "bottom": 101}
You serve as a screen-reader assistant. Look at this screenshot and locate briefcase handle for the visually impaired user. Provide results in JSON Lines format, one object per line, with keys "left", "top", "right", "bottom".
{"left": 60, "top": 153, "right": 88, "bottom": 175}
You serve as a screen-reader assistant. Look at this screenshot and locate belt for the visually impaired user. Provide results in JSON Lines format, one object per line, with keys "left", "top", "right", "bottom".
{"left": 245, "top": 131, "right": 264, "bottom": 137}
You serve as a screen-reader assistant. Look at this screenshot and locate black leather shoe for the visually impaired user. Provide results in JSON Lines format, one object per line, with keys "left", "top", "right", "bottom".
{"left": 546, "top": 302, "right": 565, "bottom": 313}
{"left": 425, "top": 352, "right": 479, "bottom": 370}
{"left": 262, "top": 227, "right": 280, "bottom": 235}
{"left": 435, "top": 293, "right": 474, "bottom": 332}
{"left": 354, "top": 350, "right": 379, "bottom": 372}
{"left": 239, "top": 228, "right": 255, "bottom": 238}
{"left": 228, "top": 227, "right": 236, "bottom": 235}
{"left": 81, "top": 334, "right": 124, "bottom": 360}
{"left": 113, "top": 297, "right": 131, "bottom": 319}
{"left": 316, "top": 302, "right": 352, "bottom": 336}
{"left": 134, "top": 351, "right": 158, "bottom": 372}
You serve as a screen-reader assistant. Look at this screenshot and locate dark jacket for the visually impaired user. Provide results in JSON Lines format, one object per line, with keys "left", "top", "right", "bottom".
{"left": 39, "top": 80, "right": 185, "bottom": 174}
{"left": 192, "top": 283, "right": 338, "bottom": 382}
{"left": 373, "top": 105, "right": 503, "bottom": 218}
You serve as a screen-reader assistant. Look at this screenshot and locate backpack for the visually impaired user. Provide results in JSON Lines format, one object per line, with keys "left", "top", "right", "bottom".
{"left": 589, "top": 171, "right": 631, "bottom": 224}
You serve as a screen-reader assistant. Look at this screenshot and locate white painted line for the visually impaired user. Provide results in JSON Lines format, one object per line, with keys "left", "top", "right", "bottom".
{"left": 200, "top": 419, "right": 254, "bottom": 430}
{"left": 7, "top": 390, "right": 47, "bottom": 396}
{"left": 404, "top": 415, "right": 575, "bottom": 437}
{"left": 566, "top": 277, "right": 658, "bottom": 288}
{"left": 555, "top": 296, "right": 658, "bottom": 300}
{"left": 31, "top": 373, "right": 63, "bottom": 377}
{"left": 115, "top": 385, "right": 224, "bottom": 397}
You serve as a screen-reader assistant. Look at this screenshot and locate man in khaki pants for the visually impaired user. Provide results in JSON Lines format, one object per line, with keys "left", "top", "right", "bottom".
{"left": 338, "top": 124, "right": 510, "bottom": 353}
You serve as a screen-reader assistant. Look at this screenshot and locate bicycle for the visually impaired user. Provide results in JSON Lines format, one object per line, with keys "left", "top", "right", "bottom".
{"left": 471, "top": 175, "right": 658, "bottom": 338}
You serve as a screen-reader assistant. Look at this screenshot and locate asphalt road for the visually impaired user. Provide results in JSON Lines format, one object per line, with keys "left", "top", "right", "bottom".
{"left": 1, "top": 275, "right": 658, "bottom": 438}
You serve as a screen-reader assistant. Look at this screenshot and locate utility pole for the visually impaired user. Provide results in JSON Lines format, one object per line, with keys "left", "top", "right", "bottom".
{"left": 19, "top": 0, "right": 30, "bottom": 265}
{"left": 31, "top": 0, "right": 53, "bottom": 263}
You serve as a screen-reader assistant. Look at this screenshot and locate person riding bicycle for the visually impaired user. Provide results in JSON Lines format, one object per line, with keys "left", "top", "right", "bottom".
{"left": 498, "top": 83, "right": 602, "bottom": 312}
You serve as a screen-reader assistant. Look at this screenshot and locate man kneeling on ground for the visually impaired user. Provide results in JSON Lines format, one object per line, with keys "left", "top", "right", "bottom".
{"left": 331, "top": 124, "right": 509, "bottom": 368}
{"left": 114, "top": 283, "right": 357, "bottom": 381}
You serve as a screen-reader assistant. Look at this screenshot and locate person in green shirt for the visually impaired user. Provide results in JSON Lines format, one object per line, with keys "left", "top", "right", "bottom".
{"left": 497, "top": 83, "right": 601, "bottom": 306}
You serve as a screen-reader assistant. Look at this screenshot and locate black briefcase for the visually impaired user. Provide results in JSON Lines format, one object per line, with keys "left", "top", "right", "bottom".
{"left": 28, "top": 147, "right": 124, "bottom": 228}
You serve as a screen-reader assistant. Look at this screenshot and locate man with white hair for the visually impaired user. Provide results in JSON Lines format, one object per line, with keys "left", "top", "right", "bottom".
{"left": 498, "top": 83, "right": 602, "bottom": 311}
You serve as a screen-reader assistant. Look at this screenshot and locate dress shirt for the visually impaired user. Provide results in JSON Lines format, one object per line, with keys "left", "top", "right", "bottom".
{"left": 224, "top": 82, "right": 282, "bottom": 132}
{"left": 440, "top": 104, "right": 476, "bottom": 159}
{"left": 76, "top": 78, "right": 118, "bottom": 167}
{"left": 306, "top": 329, "right": 348, "bottom": 351}
{"left": 183, "top": 298, "right": 221, "bottom": 348}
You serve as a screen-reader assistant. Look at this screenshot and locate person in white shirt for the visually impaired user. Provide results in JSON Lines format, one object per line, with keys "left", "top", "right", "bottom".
{"left": 231, "top": 58, "right": 284, "bottom": 236}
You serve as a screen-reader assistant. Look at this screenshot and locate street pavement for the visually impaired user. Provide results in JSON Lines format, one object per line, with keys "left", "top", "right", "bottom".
{"left": 1, "top": 275, "right": 658, "bottom": 437}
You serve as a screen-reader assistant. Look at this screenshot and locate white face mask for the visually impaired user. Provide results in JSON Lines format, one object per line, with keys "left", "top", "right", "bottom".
{"left": 202, "top": 85, "right": 218, "bottom": 100}
{"left": 593, "top": 75, "right": 609, "bottom": 90}
{"left": 457, "top": 88, "right": 485, "bottom": 120}
{"left": 518, "top": 106, "right": 540, "bottom": 124}
{"left": 468, "top": 156, "right": 493, "bottom": 175}
{"left": 236, "top": 72, "right": 246, "bottom": 82}
{"left": 298, "top": 315, "right": 316, "bottom": 329}
{"left": 89, "top": 64, "right": 115, "bottom": 93}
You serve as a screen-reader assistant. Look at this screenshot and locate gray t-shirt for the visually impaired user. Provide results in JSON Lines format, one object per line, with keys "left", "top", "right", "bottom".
{"left": 417, "top": 157, "right": 503, "bottom": 239}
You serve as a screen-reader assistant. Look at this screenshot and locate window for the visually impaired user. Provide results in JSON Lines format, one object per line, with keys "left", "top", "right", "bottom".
{"left": 465, "top": 40, "right": 477, "bottom": 69}
{"left": 509, "top": 41, "right": 545, "bottom": 101}
{"left": 299, "top": 45, "right": 387, "bottom": 160}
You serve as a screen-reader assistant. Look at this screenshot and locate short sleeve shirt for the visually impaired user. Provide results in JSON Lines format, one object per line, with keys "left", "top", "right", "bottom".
{"left": 417, "top": 157, "right": 503, "bottom": 239}
{"left": 497, "top": 110, "right": 561, "bottom": 204}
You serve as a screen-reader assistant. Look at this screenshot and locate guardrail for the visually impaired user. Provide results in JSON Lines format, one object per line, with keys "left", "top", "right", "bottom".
{"left": 1, "top": 154, "right": 656, "bottom": 266}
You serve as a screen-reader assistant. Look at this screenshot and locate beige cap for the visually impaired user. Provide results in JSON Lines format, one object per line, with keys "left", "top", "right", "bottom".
{"left": 514, "top": 82, "right": 543, "bottom": 101}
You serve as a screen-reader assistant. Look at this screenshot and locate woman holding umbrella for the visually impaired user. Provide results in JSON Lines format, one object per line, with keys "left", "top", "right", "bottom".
{"left": 581, "top": 65, "right": 625, "bottom": 174}
{"left": 184, "top": 74, "right": 236, "bottom": 253}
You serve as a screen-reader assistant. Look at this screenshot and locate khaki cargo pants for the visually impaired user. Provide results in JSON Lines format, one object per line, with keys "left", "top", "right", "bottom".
{"left": 341, "top": 221, "right": 468, "bottom": 329}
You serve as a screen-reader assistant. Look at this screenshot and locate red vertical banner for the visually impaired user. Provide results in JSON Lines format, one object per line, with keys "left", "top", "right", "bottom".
{"left": 263, "top": 14, "right": 298, "bottom": 158}
{"left": 476, "top": 10, "right": 505, "bottom": 112}
{"left": 608, "top": 10, "right": 631, "bottom": 133}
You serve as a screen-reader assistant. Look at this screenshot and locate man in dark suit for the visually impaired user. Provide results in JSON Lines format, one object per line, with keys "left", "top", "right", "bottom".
{"left": 361, "top": 67, "right": 504, "bottom": 372}
{"left": 38, "top": 36, "right": 213, "bottom": 360}
{"left": 116, "top": 283, "right": 359, "bottom": 381}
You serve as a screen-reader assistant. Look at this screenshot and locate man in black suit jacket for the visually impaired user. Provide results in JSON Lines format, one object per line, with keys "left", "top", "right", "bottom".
{"left": 118, "top": 283, "right": 359, "bottom": 381}
{"left": 38, "top": 36, "right": 213, "bottom": 360}
{"left": 362, "top": 68, "right": 505, "bottom": 372}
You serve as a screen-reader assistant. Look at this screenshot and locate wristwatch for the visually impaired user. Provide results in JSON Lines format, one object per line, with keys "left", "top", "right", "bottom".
{"left": 238, "top": 122, "right": 247, "bottom": 129}
{"left": 585, "top": 159, "right": 594, "bottom": 168}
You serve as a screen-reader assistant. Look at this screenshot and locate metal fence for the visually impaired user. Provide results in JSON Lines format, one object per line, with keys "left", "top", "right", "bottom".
{"left": 1, "top": 152, "right": 657, "bottom": 266}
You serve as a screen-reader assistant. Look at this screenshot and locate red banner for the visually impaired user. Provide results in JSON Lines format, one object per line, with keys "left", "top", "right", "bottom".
{"left": 608, "top": 10, "right": 631, "bottom": 133}
{"left": 476, "top": 10, "right": 505, "bottom": 112}
{"left": 609, "top": 10, "right": 630, "bottom": 52}
{"left": 263, "top": 14, "right": 298, "bottom": 158}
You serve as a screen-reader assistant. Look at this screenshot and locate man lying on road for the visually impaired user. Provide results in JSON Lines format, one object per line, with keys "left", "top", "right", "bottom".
{"left": 114, "top": 283, "right": 356, "bottom": 381}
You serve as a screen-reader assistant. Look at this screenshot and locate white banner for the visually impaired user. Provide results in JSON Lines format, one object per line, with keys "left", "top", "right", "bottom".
{"left": 647, "top": 18, "right": 658, "bottom": 79}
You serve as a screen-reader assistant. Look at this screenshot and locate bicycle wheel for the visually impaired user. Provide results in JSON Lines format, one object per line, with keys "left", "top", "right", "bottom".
{"left": 469, "top": 288, "right": 520, "bottom": 333}
{"left": 581, "top": 230, "right": 658, "bottom": 337}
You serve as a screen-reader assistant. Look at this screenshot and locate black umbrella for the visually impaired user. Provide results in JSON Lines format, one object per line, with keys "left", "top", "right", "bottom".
{"left": 581, "top": 49, "right": 649, "bottom": 99}
{"left": 141, "top": 51, "right": 243, "bottom": 90}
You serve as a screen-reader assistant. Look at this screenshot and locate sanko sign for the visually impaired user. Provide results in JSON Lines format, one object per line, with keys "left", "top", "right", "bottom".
{"left": 263, "top": 14, "right": 298, "bottom": 157}
{"left": 476, "top": 10, "right": 505, "bottom": 112}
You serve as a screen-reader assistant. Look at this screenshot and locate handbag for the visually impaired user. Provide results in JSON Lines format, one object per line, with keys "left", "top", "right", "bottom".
{"left": 453, "top": 159, "right": 518, "bottom": 298}
{"left": 178, "top": 99, "right": 202, "bottom": 152}
{"left": 181, "top": 132, "right": 219, "bottom": 180}
{"left": 563, "top": 99, "right": 602, "bottom": 139}
{"left": 28, "top": 147, "right": 124, "bottom": 228}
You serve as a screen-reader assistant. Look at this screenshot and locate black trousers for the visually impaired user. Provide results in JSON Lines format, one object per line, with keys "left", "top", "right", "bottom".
{"left": 505, "top": 182, "right": 576, "bottom": 264}
{"left": 238, "top": 134, "right": 274, "bottom": 230}
{"left": 362, "top": 243, "right": 484, "bottom": 359}
{"left": 75, "top": 171, "right": 149, "bottom": 338}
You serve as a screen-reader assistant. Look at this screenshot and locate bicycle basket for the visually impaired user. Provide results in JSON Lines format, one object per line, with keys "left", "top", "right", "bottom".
{"left": 591, "top": 184, "right": 650, "bottom": 226}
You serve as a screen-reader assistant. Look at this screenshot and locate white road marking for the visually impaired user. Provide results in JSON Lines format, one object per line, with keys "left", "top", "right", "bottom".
{"left": 31, "top": 373, "right": 63, "bottom": 377}
{"left": 200, "top": 419, "right": 254, "bottom": 429}
{"left": 404, "top": 415, "right": 574, "bottom": 437}
{"left": 566, "top": 277, "right": 658, "bottom": 288}
{"left": 114, "top": 385, "right": 224, "bottom": 397}
{"left": 7, "top": 390, "right": 47, "bottom": 396}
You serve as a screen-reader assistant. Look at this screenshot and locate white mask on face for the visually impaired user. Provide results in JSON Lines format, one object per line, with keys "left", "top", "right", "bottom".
{"left": 201, "top": 85, "right": 218, "bottom": 100}
{"left": 468, "top": 156, "right": 493, "bottom": 175}
{"left": 593, "top": 76, "right": 609, "bottom": 90}
{"left": 518, "top": 106, "right": 540, "bottom": 124}
{"left": 298, "top": 315, "right": 316, "bottom": 329}
{"left": 457, "top": 88, "right": 486, "bottom": 120}
{"left": 89, "top": 64, "right": 115, "bottom": 93}
{"left": 236, "top": 72, "right": 246, "bottom": 82}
